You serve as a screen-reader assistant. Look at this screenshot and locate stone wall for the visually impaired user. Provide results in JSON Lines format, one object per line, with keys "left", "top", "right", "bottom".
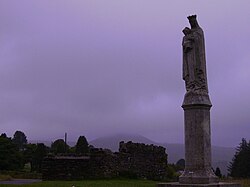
{"left": 118, "top": 141, "right": 168, "bottom": 180}
{"left": 42, "top": 156, "right": 91, "bottom": 180}
{"left": 42, "top": 149, "right": 118, "bottom": 180}
{"left": 42, "top": 141, "right": 168, "bottom": 180}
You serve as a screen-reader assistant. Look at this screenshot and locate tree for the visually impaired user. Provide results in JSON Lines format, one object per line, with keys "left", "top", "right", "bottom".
{"left": 51, "top": 139, "right": 69, "bottom": 154}
{"left": 75, "top": 136, "right": 89, "bottom": 155}
{"left": 176, "top": 159, "right": 185, "bottom": 170}
{"left": 1, "top": 133, "right": 7, "bottom": 138}
{"left": 32, "top": 143, "right": 48, "bottom": 172}
{"left": 0, "top": 134, "right": 24, "bottom": 170}
{"left": 215, "top": 167, "right": 222, "bottom": 178}
{"left": 228, "top": 138, "right": 250, "bottom": 178}
{"left": 23, "top": 143, "right": 37, "bottom": 168}
{"left": 12, "top": 131, "right": 27, "bottom": 150}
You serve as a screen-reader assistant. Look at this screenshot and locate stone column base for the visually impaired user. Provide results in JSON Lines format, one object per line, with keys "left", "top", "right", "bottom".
{"left": 157, "top": 182, "right": 240, "bottom": 187}
{"left": 179, "top": 171, "right": 219, "bottom": 184}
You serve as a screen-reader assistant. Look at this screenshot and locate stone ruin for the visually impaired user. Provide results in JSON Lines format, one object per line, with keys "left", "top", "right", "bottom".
{"left": 118, "top": 141, "right": 168, "bottom": 180}
{"left": 42, "top": 141, "right": 168, "bottom": 180}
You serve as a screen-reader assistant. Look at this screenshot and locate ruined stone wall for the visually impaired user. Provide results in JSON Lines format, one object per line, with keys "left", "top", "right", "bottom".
{"left": 42, "top": 142, "right": 168, "bottom": 180}
{"left": 42, "top": 149, "right": 118, "bottom": 180}
{"left": 42, "top": 156, "right": 91, "bottom": 180}
{"left": 118, "top": 141, "right": 168, "bottom": 180}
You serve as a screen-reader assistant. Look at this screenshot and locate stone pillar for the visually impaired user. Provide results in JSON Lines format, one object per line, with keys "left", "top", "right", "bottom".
{"left": 179, "top": 92, "right": 218, "bottom": 184}
{"left": 157, "top": 93, "right": 241, "bottom": 187}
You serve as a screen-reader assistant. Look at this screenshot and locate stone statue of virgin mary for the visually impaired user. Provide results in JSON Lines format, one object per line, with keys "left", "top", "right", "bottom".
{"left": 182, "top": 15, "right": 208, "bottom": 94}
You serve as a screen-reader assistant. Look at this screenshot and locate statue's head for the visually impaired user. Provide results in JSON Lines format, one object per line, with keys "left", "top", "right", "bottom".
{"left": 182, "top": 27, "right": 191, "bottom": 35}
{"left": 187, "top": 15, "right": 199, "bottom": 29}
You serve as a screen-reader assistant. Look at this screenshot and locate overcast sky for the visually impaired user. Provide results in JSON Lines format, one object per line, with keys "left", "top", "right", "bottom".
{"left": 0, "top": 0, "right": 249, "bottom": 147}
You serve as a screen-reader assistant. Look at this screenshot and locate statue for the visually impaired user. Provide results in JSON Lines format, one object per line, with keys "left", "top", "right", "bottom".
{"left": 182, "top": 15, "right": 208, "bottom": 94}
{"left": 180, "top": 15, "right": 218, "bottom": 184}
{"left": 157, "top": 15, "right": 241, "bottom": 187}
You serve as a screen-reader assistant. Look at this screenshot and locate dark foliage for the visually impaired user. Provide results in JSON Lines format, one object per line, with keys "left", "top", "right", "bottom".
{"left": 0, "top": 134, "right": 24, "bottom": 170}
{"left": 23, "top": 143, "right": 37, "bottom": 165}
{"left": 228, "top": 138, "right": 250, "bottom": 178}
{"left": 215, "top": 167, "right": 222, "bottom": 178}
{"left": 32, "top": 143, "right": 48, "bottom": 172}
{"left": 12, "top": 131, "right": 27, "bottom": 150}
{"left": 75, "top": 136, "right": 89, "bottom": 155}
{"left": 176, "top": 158, "right": 185, "bottom": 170}
{"left": 51, "top": 139, "right": 69, "bottom": 154}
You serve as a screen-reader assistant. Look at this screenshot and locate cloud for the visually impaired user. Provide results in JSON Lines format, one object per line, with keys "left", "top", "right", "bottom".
{"left": 0, "top": 1, "right": 249, "bottom": 146}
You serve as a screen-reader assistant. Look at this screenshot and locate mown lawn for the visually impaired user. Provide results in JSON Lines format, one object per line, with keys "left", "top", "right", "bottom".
{"left": 1, "top": 179, "right": 250, "bottom": 187}
{"left": 224, "top": 179, "right": 250, "bottom": 187}
{"left": 0, "top": 179, "right": 158, "bottom": 187}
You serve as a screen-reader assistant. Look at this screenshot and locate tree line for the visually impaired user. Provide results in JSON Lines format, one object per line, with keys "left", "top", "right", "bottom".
{"left": 228, "top": 138, "right": 250, "bottom": 178}
{"left": 1, "top": 131, "right": 249, "bottom": 179}
{"left": 0, "top": 131, "right": 89, "bottom": 173}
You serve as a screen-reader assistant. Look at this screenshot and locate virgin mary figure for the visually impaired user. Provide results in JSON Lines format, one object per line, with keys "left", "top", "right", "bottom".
{"left": 182, "top": 15, "right": 208, "bottom": 94}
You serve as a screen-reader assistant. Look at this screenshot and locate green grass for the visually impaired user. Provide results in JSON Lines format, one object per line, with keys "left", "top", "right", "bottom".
{"left": 1, "top": 179, "right": 249, "bottom": 187}
{"left": 224, "top": 179, "right": 250, "bottom": 187}
{"left": 0, "top": 175, "right": 12, "bottom": 181}
{"left": 0, "top": 179, "right": 158, "bottom": 187}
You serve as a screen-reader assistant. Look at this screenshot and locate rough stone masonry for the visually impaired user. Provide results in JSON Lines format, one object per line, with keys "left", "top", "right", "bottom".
{"left": 42, "top": 141, "right": 168, "bottom": 180}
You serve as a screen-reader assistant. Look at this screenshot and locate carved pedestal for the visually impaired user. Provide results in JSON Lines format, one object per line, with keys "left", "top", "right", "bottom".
{"left": 157, "top": 93, "right": 240, "bottom": 187}
{"left": 157, "top": 15, "right": 240, "bottom": 187}
{"left": 179, "top": 92, "right": 218, "bottom": 184}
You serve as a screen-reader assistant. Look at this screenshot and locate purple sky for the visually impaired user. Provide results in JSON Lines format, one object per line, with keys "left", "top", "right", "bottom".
{"left": 0, "top": 1, "right": 249, "bottom": 147}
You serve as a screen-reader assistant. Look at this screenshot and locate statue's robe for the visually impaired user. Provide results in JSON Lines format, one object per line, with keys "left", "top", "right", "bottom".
{"left": 182, "top": 27, "right": 208, "bottom": 93}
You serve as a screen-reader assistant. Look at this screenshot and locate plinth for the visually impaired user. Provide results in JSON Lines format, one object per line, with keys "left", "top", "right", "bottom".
{"left": 179, "top": 91, "right": 218, "bottom": 184}
{"left": 157, "top": 92, "right": 240, "bottom": 187}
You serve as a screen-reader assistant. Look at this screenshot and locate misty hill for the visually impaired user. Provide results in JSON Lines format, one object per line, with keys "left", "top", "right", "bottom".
{"left": 90, "top": 133, "right": 156, "bottom": 151}
{"left": 90, "top": 134, "right": 235, "bottom": 175}
{"left": 29, "top": 140, "right": 76, "bottom": 147}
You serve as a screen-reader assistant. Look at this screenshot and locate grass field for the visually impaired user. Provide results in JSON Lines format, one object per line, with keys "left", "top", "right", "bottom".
{"left": 224, "top": 179, "right": 250, "bottom": 187}
{"left": 0, "top": 179, "right": 158, "bottom": 187}
{"left": 0, "top": 179, "right": 250, "bottom": 187}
